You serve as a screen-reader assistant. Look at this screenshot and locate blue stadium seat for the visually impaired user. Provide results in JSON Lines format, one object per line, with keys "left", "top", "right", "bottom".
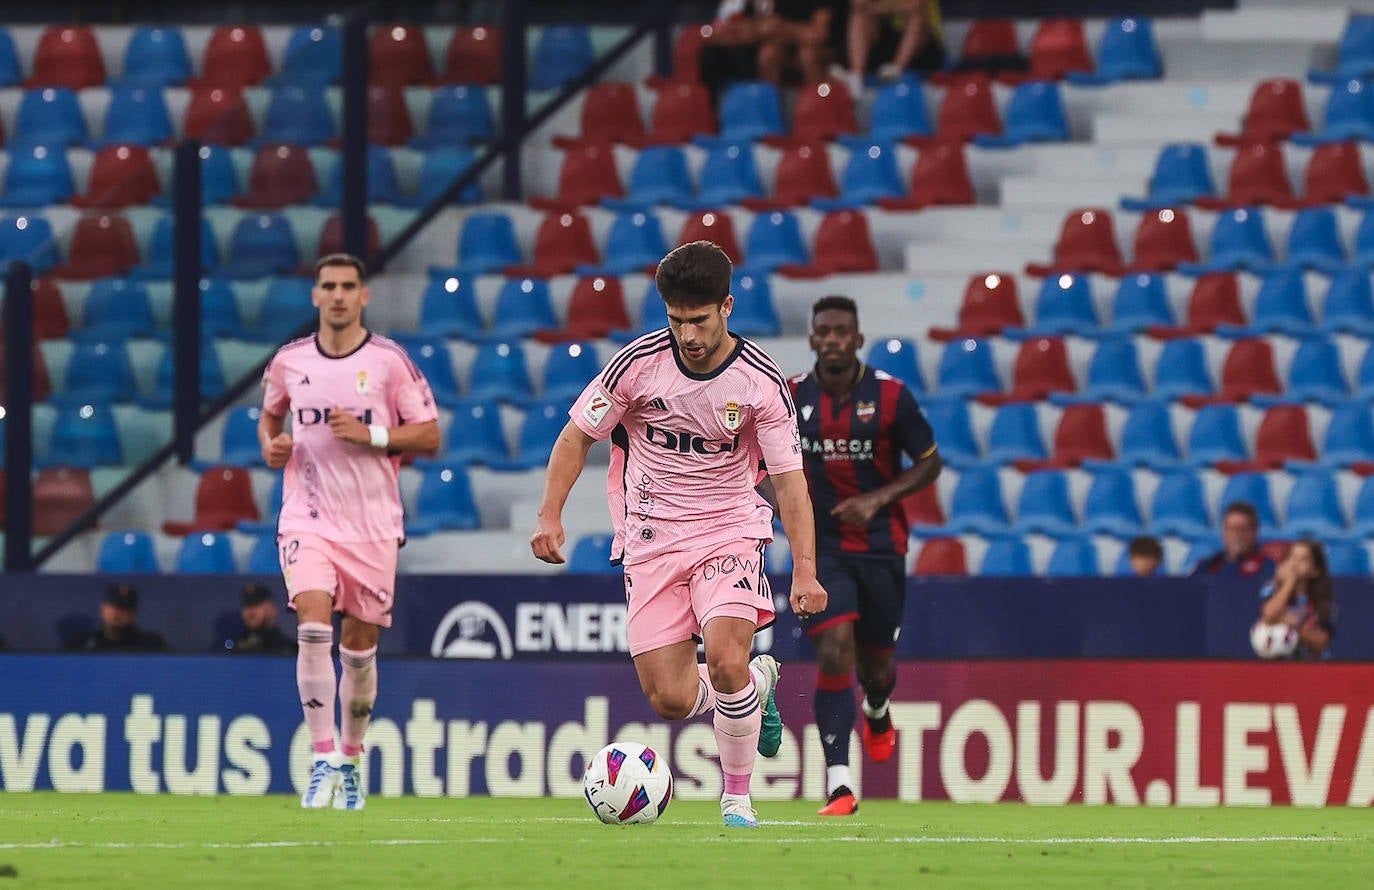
{"left": 419, "top": 274, "right": 483, "bottom": 339}
{"left": 1046, "top": 538, "right": 1098, "bottom": 576}
{"left": 919, "top": 396, "right": 978, "bottom": 466}
{"left": 1014, "top": 470, "right": 1076, "bottom": 535}
{"left": 743, "top": 210, "right": 808, "bottom": 272}
{"left": 250, "top": 276, "right": 315, "bottom": 342}
{"left": 218, "top": 406, "right": 264, "bottom": 468}
{"left": 259, "top": 86, "right": 336, "bottom": 145}
{"left": 455, "top": 212, "right": 521, "bottom": 274}
{"left": 0, "top": 214, "right": 58, "bottom": 274}
{"left": 1292, "top": 78, "right": 1374, "bottom": 144}
{"left": 543, "top": 341, "right": 600, "bottom": 404}
{"left": 937, "top": 337, "right": 1000, "bottom": 397}
{"left": 606, "top": 145, "right": 693, "bottom": 209}
{"left": 584, "top": 211, "right": 667, "bottom": 276}
{"left": 1182, "top": 207, "right": 1274, "bottom": 274}
{"left": 979, "top": 537, "right": 1032, "bottom": 576}
{"left": 488, "top": 277, "right": 557, "bottom": 340}
{"left": 1030, "top": 272, "right": 1097, "bottom": 335}
{"left": 1309, "top": 16, "right": 1374, "bottom": 82}
{"left": 1284, "top": 470, "right": 1346, "bottom": 538}
{"left": 315, "top": 146, "right": 403, "bottom": 206}
{"left": 1121, "top": 143, "right": 1216, "bottom": 210}
{"left": 139, "top": 214, "right": 220, "bottom": 280}
{"left": 865, "top": 337, "right": 925, "bottom": 390}
{"left": 1355, "top": 208, "right": 1374, "bottom": 266}
{"left": 144, "top": 344, "right": 226, "bottom": 408}
{"left": 1323, "top": 402, "right": 1374, "bottom": 466}
{"left": 120, "top": 26, "right": 192, "bottom": 87}
{"left": 197, "top": 277, "right": 248, "bottom": 340}
{"left": 439, "top": 400, "right": 508, "bottom": 465}
{"left": 607, "top": 279, "right": 671, "bottom": 343}
{"left": 1186, "top": 403, "right": 1247, "bottom": 466}
{"left": 1082, "top": 336, "right": 1146, "bottom": 403}
{"left": 1117, "top": 401, "right": 1182, "bottom": 468}
{"left": 1287, "top": 337, "right": 1349, "bottom": 403}
{"left": 0, "top": 28, "right": 19, "bottom": 87}
{"left": 531, "top": 25, "right": 594, "bottom": 91}
{"left": 497, "top": 400, "right": 567, "bottom": 470}
{"left": 221, "top": 213, "right": 301, "bottom": 279}
{"left": 97, "top": 531, "right": 161, "bottom": 573}
{"left": 175, "top": 532, "right": 238, "bottom": 573}
{"left": 1067, "top": 16, "right": 1162, "bottom": 84}
{"left": 0, "top": 145, "right": 74, "bottom": 208}
{"left": 407, "top": 465, "right": 481, "bottom": 534}
{"left": 46, "top": 403, "right": 123, "bottom": 468}
{"left": 59, "top": 340, "right": 137, "bottom": 404}
{"left": 1081, "top": 466, "right": 1144, "bottom": 536}
{"left": 1153, "top": 337, "right": 1214, "bottom": 399}
{"left": 945, "top": 466, "right": 1010, "bottom": 534}
{"left": 412, "top": 85, "right": 495, "bottom": 147}
{"left": 567, "top": 533, "right": 617, "bottom": 574}
{"left": 1326, "top": 540, "right": 1371, "bottom": 575}
{"left": 14, "top": 87, "right": 87, "bottom": 147}
{"left": 1150, "top": 470, "right": 1211, "bottom": 537}
{"left": 718, "top": 81, "right": 785, "bottom": 141}
{"left": 1219, "top": 472, "right": 1277, "bottom": 529}
{"left": 814, "top": 139, "right": 904, "bottom": 208}
{"left": 403, "top": 337, "right": 462, "bottom": 407}
{"left": 729, "top": 271, "right": 780, "bottom": 337}
{"left": 1242, "top": 268, "right": 1313, "bottom": 334}
{"left": 868, "top": 81, "right": 932, "bottom": 143}
{"left": 78, "top": 277, "right": 156, "bottom": 340}
{"left": 974, "top": 81, "right": 1069, "bottom": 147}
{"left": 402, "top": 146, "right": 482, "bottom": 207}
{"left": 247, "top": 533, "right": 280, "bottom": 574}
{"left": 100, "top": 86, "right": 174, "bottom": 147}
{"left": 468, "top": 340, "right": 532, "bottom": 404}
{"left": 1281, "top": 206, "right": 1346, "bottom": 273}
{"left": 1353, "top": 475, "right": 1374, "bottom": 536}
{"left": 1321, "top": 268, "right": 1374, "bottom": 334}
{"left": 277, "top": 25, "right": 341, "bottom": 86}
{"left": 687, "top": 140, "right": 763, "bottom": 209}
{"left": 985, "top": 402, "right": 1047, "bottom": 464}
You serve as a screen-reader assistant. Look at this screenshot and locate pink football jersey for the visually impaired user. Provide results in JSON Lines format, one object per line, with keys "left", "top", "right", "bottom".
{"left": 570, "top": 330, "right": 803, "bottom": 565}
{"left": 262, "top": 333, "right": 438, "bottom": 542}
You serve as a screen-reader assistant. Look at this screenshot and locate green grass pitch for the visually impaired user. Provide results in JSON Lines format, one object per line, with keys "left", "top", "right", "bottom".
{"left": 0, "top": 794, "right": 1370, "bottom": 889}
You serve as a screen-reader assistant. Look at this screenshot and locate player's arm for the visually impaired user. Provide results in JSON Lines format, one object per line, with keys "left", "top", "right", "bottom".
{"left": 326, "top": 408, "right": 440, "bottom": 452}
{"left": 257, "top": 409, "right": 293, "bottom": 469}
{"left": 771, "top": 469, "right": 828, "bottom": 618}
{"left": 833, "top": 385, "right": 943, "bottom": 526}
{"left": 531, "top": 421, "right": 597, "bottom": 564}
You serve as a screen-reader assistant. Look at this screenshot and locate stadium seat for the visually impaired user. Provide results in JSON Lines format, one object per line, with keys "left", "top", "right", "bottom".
{"left": 1286, "top": 337, "right": 1349, "bottom": 403}
{"left": 1326, "top": 540, "right": 1370, "bottom": 575}
{"left": 1309, "top": 15, "right": 1374, "bottom": 82}
{"left": 912, "top": 537, "right": 967, "bottom": 575}
{"left": 498, "top": 400, "right": 568, "bottom": 470}
{"left": 789, "top": 80, "right": 858, "bottom": 144}
{"left": 1044, "top": 403, "right": 1113, "bottom": 468}
{"left": 439, "top": 400, "right": 508, "bottom": 465}
{"left": 1046, "top": 538, "right": 1099, "bottom": 577}
{"left": 1292, "top": 78, "right": 1374, "bottom": 144}
{"left": 175, "top": 532, "right": 239, "bottom": 573}
{"left": 0, "top": 28, "right": 20, "bottom": 87}
{"left": 1223, "top": 405, "right": 1316, "bottom": 471}
{"left": 140, "top": 214, "right": 220, "bottom": 280}
{"left": 975, "top": 81, "right": 1069, "bottom": 146}
{"left": 878, "top": 141, "right": 975, "bottom": 211}
{"left": 96, "top": 531, "right": 160, "bottom": 573}
{"left": 663, "top": 23, "right": 708, "bottom": 83}
{"left": 1182, "top": 207, "right": 1274, "bottom": 274}
{"left": 30, "top": 276, "right": 71, "bottom": 340}
{"left": 443, "top": 25, "right": 503, "bottom": 85}
{"left": 1301, "top": 141, "right": 1368, "bottom": 206}
{"left": 368, "top": 23, "right": 434, "bottom": 87}
{"left": 315, "top": 212, "right": 380, "bottom": 266}
{"left": 468, "top": 341, "right": 532, "bottom": 404}
{"left": 1028, "top": 273, "right": 1096, "bottom": 335}
{"left": 1118, "top": 400, "right": 1182, "bottom": 468}
{"left": 647, "top": 80, "right": 716, "bottom": 144}
{"left": 46, "top": 403, "right": 122, "bottom": 468}
{"left": 1081, "top": 336, "right": 1146, "bottom": 403}
{"left": 368, "top": 85, "right": 415, "bottom": 146}
{"left": 405, "top": 337, "right": 462, "bottom": 407}
{"left": 1323, "top": 402, "right": 1374, "bottom": 467}
{"left": 555, "top": 82, "right": 644, "bottom": 147}
{"left": 1215, "top": 78, "right": 1309, "bottom": 146}
{"left": 404, "top": 146, "right": 482, "bottom": 207}
{"left": 1121, "top": 143, "right": 1216, "bottom": 210}
{"left": 1353, "top": 475, "right": 1374, "bottom": 536}
{"left": 1186, "top": 403, "right": 1247, "bottom": 466}
{"left": 14, "top": 87, "right": 87, "bottom": 147}
{"left": 718, "top": 81, "right": 785, "bottom": 141}
{"left": 532, "top": 141, "right": 623, "bottom": 211}
{"left": 32, "top": 467, "right": 96, "bottom": 536}
{"left": 869, "top": 80, "right": 933, "bottom": 143}
{"left": 452, "top": 212, "right": 521, "bottom": 274}
{"left": 1219, "top": 472, "right": 1277, "bottom": 529}
{"left": 1081, "top": 466, "right": 1143, "bottom": 536}
{"left": 414, "top": 85, "right": 496, "bottom": 146}
{"left": 221, "top": 214, "right": 300, "bottom": 279}
{"left": 238, "top": 474, "right": 283, "bottom": 536}
{"left": 1171, "top": 272, "right": 1245, "bottom": 335}
{"left": 727, "top": 271, "right": 779, "bottom": 337}
{"left": 979, "top": 537, "right": 1032, "bottom": 576}
{"left": 531, "top": 25, "right": 594, "bottom": 91}
{"left": 1068, "top": 16, "right": 1161, "bottom": 84}
{"left": 55, "top": 214, "right": 140, "bottom": 281}
{"left": 901, "top": 481, "right": 944, "bottom": 527}
{"left": 990, "top": 336, "right": 1075, "bottom": 402}
{"left": 100, "top": 86, "right": 174, "bottom": 147}
{"left": 1025, "top": 208, "right": 1124, "bottom": 276}
{"left": 246, "top": 533, "right": 280, "bottom": 574}
{"left": 930, "top": 272, "right": 1024, "bottom": 340}
{"left": 677, "top": 210, "right": 743, "bottom": 265}
{"left": 407, "top": 466, "right": 481, "bottom": 535}
{"left": 1014, "top": 470, "right": 1077, "bottom": 535}
{"left": 1320, "top": 269, "right": 1374, "bottom": 336}
{"left": 1215, "top": 338, "right": 1282, "bottom": 402}
{"left": 1130, "top": 208, "right": 1198, "bottom": 273}
{"left": 585, "top": 211, "right": 668, "bottom": 276}
{"left": 692, "top": 140, "right": 764, "bottom": 208}
{"left": 945, "top": 466, "right": 1010, "bottom": 533}
{"left": 542, "top": 341, "right": 600, "bottom": 404}
{"left": 986, "top": 402, "right": 1047, "bottom": 464}
{"left": 944, "top": 19, "right": 1023, "bottom": 80}
{"left": 120, "top": 26, "right": 191, "bottom": 88}
{"left": 0, "top": 214, "right": 58, "bottom": 275}
{"left": 196, "top": 277, "right": 248, "bottom": 340}
{"left": 607, "top": 145, "right": 693, "bottom": 209}
{"left": 260, "top": 86, "right": 335, "bottom": 146}
{"left": 865, "top": 338, "right": 924, "bottom": 390}
{"left": 743, "top": 143, "right": 838, "bottom": 210}
{"left": 536, "top": 275, "right": 630, "bottom": 342}
{"left": 183, "top": 86, "right": 255, "bottom": 146}
{"left": 487, "top": 277, "right": 558, "bottom": 340}
{"left": 277, "top": 25, "right": 341, "bottom": 86}
{"left": 1357, "top": 342, "right": 1374, "bottom": 396}
{"left": 1195, "top": 142, "right": 1294, "bottom": 210}
{"left": 418, "top": 275, "right": 483, "bottom": 339}
{"left": 937, "top": 337, "right": 1001, "bottom": 396}
{"left": 78, "top": 278, "right": 156, "bottom": 341}
{"left": 198, "top": 25, "right": 272, "bottom": 88}
{"left": 234, "top": 144, "right": 318, "bottom": 209}
{"left": 1150, "top": 470, "right": 1211, "bottom": 537}
{"left": 781, "top": 209, "right": 878, "bottom": 277}
{"left": 1284, "top": 471, "right": 1346, "bottom": 538}
{"left": 144, "top": 343, "right": 227, "bottom": 408}
{"left": 567, "top": 534, "right": 617, "bottom": 574}
{"left": 214, "top": 406, "right": 264, "bottom": 468}
{"left": 315, "top": 144, "right": 403, "bottom": 206}
{"left": 28, "top": 25, "right": 104, "bottom": 90}
{"left": 814, "top": 139, "right": 904, "bottom": 209}
{"left": 929, "top": 75, "right": 1002, "bottom": 143}
{"left": 1239, "top": 268, "right": 1313, "bottom": 335}
{"left": 919, "top": 396, "right": 979, "bottom": 466}
{"left": 1020, "top": 19, "right": 1092, "bottom": 82}
{"left": 1281, "top": 206, "right": 1346, "bottom": 273}
{"left": 508, "top": 212, "right": 598, "bottom": 278}
{"left": 1108, "top": 273, "right": 1173, "bottom": 332}
{"left": 0, "top": 145, "right": 74, "bottom": 208}
{"left": 73, "top": 145, "right": 161, "bottom": 210}
{"left": 163, "top": 466, "right": 260, "bottom": 535}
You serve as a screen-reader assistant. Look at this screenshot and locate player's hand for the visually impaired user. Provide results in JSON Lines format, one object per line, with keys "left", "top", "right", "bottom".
{"left": 264, "top": 433, "right": 294, "bottom": 469}
{"left": 530, "top": 514, "right": 567, "bottom": 564}
{"left": 831, "top": 492, "right": 883, "bottom": 527}
{"left": 790, "top": 576, "right": 828, "bottom": 619}
{"left": 327, "top": 406, "right": 368, "bottom": 445}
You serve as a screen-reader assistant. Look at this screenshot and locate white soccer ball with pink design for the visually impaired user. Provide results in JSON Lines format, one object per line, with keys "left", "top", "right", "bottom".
{"left": 1250, "top": 619, "right": 1298, "bottom": 660}
{"left": 583, "top": 741, "right": 673, "bottom": 825}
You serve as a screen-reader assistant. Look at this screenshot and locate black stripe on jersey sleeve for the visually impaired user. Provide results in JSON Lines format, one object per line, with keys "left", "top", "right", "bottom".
{"left": 603, "top": 336, "right": 673, "bottom": 394}
{"left": 739, "top": 343, "right": 795, "bottom": 417}
{"left": 372, "top": 336, "right": 426, "bottom": 382}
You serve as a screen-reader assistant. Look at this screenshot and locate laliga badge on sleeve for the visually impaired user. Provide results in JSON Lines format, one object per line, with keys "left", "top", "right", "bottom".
{"left": 583, "top": 388, "right": 612, "bottom": 427}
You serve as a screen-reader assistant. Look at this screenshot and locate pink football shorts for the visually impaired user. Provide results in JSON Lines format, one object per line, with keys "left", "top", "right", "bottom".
{"left": 623, "top": 538, "right": 775, "bottom": 657}
{"left": 278, "top": 532, "right": 399, "bottom": 628}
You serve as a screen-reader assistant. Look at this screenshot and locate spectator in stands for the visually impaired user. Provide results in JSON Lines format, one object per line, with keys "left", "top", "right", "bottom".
{"left": 64, "top": 584, "right": 168, "bottom": 653}
{"left": 842, "top": 0, "right": 945, "bottom": 94}
{"left": 1258, "top": 540, "right": 1335, "bottom": 659}
{"left": 1189, "top": 501, "right": 1277, "bottom": 580}
{"left": 227, "top": 583, "right": 297, "bottom": 656}
{"left": 1127, "top": 535, "right": 1163, "bottom": 577}
{"left": 700, "top": 1, "right": 837, "bottom": 103}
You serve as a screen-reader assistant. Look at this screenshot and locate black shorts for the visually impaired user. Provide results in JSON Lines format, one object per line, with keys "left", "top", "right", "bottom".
{"left": 801, "top": 551, "right": 906, "bottom": 649}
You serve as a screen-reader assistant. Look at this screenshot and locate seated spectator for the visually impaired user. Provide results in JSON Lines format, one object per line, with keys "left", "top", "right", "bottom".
{"left": 701, "top": 0, "right": 836, "bottom": 103}
{"left": 227, "top": 583, "right": 297, "bottom": 655}
{"left": 64, "top": 584, "right": 168, "bottom": 653}
{"left": 1257, "top": 539, "right": 1335, "bottom": 659}
{"left": 1189, "top": 501, "right": 1277, "bottom": 580}
{"left": 844, "top": 0, "right": 945, "bottom": 93}
{"left": 1127, "top": 535, "right": 1163, "bottom": 576}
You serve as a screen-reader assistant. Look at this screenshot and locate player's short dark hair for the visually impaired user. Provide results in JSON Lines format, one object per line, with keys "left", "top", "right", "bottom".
{"left": 1128, "top": 535, "right": 1163, "bottom": 559}
{"left": 811, "top": 295, "right": 858, "bottom": 319}
{"left": 315, "top": 252, "right": 367, "bottom": 282}
{"left": 655, "top": 241, "right": 732, "bottom": 307}
{"left": 1223, "top": 501, "right": 1260, "bottom": 526}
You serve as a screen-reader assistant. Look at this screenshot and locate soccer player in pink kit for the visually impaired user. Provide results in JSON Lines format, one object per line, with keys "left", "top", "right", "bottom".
{"left": 531, "top": 241, "right": 828, "bottom": 828}
{"left": 258, "top": 253, "right": 440, "bottom": 810}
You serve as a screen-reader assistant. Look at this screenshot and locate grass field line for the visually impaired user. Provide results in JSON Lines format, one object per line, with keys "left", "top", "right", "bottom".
{"left": 386, "top": 816, "right": 843, "bottom": 827}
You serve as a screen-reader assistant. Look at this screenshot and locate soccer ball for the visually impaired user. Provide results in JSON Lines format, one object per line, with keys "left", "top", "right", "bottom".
{"left": 1250, "top": 619, "right": 1298, "bottom": 660}
{"left": 583, "top": 741, "right": 673, "bottom": 825}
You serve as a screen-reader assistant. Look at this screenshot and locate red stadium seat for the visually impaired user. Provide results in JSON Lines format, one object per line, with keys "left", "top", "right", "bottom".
{"left": 1215, "top": 79, "right": 1310, "bottom": 146}
{"left": 554, "top": 82, "right": 646, "bottom": 148}
{"left": 31, "top": 277, "right": 71, "bottom": 340}
{"left": 1210, "top": 338, "right": 1282, "bottom": 403}
{"left": 1015, "top": 19, "right": 1093, "bottom": 83}
{"left": 1195, "top": 142, "right": 1295, "bottom": 210}
{"left": 54, "top": 213, "right": 140, "bottom": 280}
{"left": 530, "top": 141, "right": 624, "bottom": 210}
{"left": 913, "top": 538, "right": 967, "bottom": 576}
{"left": 507, "top": 211, "right": 599, "bottom": 278}
{"left": 1019, "top": 403, "right": 1112, "bottom": 471}
{"left": 1025, "top": 208, "right": 1125, "bottom": 276}
{"left": 1160, "top": 272, "right": 1245, "bottom": 336}
{"left": 198, "top": 25, "right": 272, "bottom": 89}
{"left": 678, "top": 210, "right": 743, "bottom": 265}
{"left": 784, "top": 80, "right": 859, "bottom": 144}
{"left": 647, "top": 80, "right": 716, "bottom": 144}
{"left": 28, "top": 26, "right": 106, "bottom": 90}
{"left": 1216, "top": 405, "right": 1316, "bottom": 473}
{"left": 72, "top": 145, "right": 161, "bottom": 209}
{"left": 443, "top": 26, "right": 503, "bottom": 84}
{"left": 316, "top": 213, "right": 382, "bottom": 260}
{"left": 925, "top": 76, "right": 1002, "bottom": 143}
{"left": 982, "top": 336, "right": 1075, "bottom": 403}
{"left": 533, "top": 275, "right": 631, "bottom": 343}
{"left": 163, "top": 466, "right": 260, "bottom": 536}
{"left": 234, "top": 144, "right": 318, "bottom": 209}
{"left": 369, "top": 23, "right": 435, "bottom": 87}
{"left": 1130, "top": 207, "right": 1198, "bottom": 272}
{"left": 1300, "top": 141, "right": 1369, "bottom": 206}
{"left": 742, "top": 142, "right": 837, "bottom": 210}
{"left": 902, "top": 484, "right": 945, "bottom": 527}
{"left": 933, "top": 19, "right": 1024, "bottom": 84}
{"left": 879, "top": 141, "right": 974, "bottom": 210}
{"left": 184, "top": 86, "right": 255, "bottom": 146}
{"left": 33, "top": 467, "right": 95, "bottom": 536}
{"left": 368, "top": 85, "right": 415, "bottom": 145}
{"left": 930, "top": 272, "right": 1025, "bottom": 341}
{"left": 0, "top": 341, "right": 53, "bottom": 403}
{"left": 778, "top": 209, "right": 878, "bottom": 278}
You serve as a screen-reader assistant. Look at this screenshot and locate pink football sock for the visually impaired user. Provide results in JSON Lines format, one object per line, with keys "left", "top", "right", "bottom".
{"left": 297, "top": 622, "right": 337, "bottom": 755}
{"left": 712, "top": 679, "right": 761, "bottom": 797}
{"left": 338, "top": 645, "right": 378, "bottom": 758}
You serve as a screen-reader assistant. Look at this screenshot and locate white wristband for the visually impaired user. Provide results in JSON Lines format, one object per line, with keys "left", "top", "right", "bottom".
{"left": 368, "top": 425, "right": 390, "bottom": 449}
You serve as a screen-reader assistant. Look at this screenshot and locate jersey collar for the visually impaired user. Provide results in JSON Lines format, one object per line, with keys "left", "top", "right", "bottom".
{"left": 670, "top": 330, "right": 744, "bottom": 381}
{"left": 314, "top": 329, "right": 372, "bottom": 360}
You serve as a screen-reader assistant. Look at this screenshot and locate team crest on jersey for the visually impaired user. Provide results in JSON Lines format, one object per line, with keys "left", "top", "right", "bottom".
{"left": 723, "top": 401, "right": 742, "bottom": 430}
{"left": 856, "top": 401, "right": 877, "bottom": 421}
{"left": 356, "top": 370, "right": 369, "bottom": 394}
